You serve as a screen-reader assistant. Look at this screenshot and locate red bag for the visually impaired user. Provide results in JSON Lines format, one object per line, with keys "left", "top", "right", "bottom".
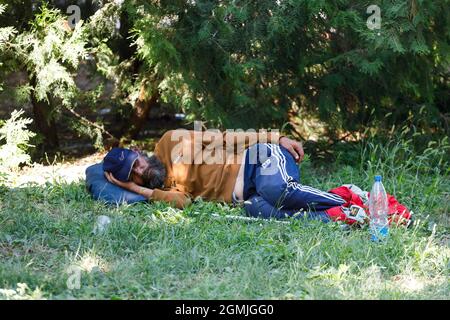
{"left": 325, "top": 185, "right": 412, "bottom": 226}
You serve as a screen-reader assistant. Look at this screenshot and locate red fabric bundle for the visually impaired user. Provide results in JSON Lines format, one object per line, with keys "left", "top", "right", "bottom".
{"left": 325, "top": 186, "right": 412, "bottom": 226}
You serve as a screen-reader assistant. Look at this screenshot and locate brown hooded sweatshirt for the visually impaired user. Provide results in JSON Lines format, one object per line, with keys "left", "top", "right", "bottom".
{"left": 151, "top": 129, "right": 280, "bottom": 208}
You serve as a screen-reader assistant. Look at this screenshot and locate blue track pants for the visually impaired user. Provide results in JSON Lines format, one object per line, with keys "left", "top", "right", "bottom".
{"left": 242, "top": 144, "right": 345, "bottom": 221}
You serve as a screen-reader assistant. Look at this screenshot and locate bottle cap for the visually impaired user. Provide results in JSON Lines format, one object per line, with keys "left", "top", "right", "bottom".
{"left": 374, "top": 175, "right": 382, "bottom": 182}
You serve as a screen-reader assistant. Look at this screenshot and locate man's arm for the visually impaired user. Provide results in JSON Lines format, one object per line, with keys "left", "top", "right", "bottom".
{"left": 223, "top": 130, "right": 305, "bottom": 163}
{"left": 151, "top": 188, "right": 192, "bottom": 209}
{"left": 104, "top": 172, "right": 191, "bottom": 209}
{"left": 279, "top": 136, "right": 304, "bottom": 162}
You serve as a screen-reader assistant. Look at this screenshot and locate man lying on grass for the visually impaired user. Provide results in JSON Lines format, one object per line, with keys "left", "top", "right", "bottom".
{"left": 103, "top": 127, "right": 348, "bottom": 222}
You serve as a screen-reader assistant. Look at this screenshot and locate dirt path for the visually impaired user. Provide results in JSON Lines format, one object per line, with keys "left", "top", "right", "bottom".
{"left": 11, "top": 152, "right": 106, "bottom": 187}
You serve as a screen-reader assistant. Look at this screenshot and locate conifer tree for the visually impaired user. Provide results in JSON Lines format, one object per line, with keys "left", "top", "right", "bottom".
{"left": 129, "top": 0, "right": 449, "bottom": 138}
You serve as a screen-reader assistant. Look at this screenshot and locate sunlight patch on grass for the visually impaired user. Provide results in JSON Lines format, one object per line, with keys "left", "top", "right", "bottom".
{"left": 77, "top": 253, "right": 108, "bottom": 273}
{"left": 66, "top": 248, "right": 109, "bottom": 274}
{"left": 7, "top": 152, "right": 105, "bottom": 188}
{"left": 0, "top": 283, "right": 44, "bottom": 300}
{"left": 391, "top": 275, "right": 425, "bottom": 292}
{"left": 150, "top": 207, "right": 191, "bottom": 225}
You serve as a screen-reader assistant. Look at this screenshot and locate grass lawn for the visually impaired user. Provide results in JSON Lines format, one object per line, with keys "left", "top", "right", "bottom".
{"left": 0, "top": 140, "right": 449, "bottom": 299}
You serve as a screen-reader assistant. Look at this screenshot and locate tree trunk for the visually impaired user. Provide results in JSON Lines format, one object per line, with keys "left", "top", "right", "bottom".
{"left": 124, "top": 81, "right": 159, "bottom": 139}
{"left": 30, "top": 76, "right": 59, "bottom": 150}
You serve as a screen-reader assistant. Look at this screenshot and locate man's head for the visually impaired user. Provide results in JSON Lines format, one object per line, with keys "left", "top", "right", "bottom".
{"left": 103, "top": 148, "right": 166, "bottom": 189}
{"left": 131, "top": 152, "right": 166, "bottom": 189}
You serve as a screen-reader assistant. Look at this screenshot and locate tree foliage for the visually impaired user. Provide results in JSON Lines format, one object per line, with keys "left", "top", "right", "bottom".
{"left": 16, "top": 5, "right": 87, "bottom": 105}
{"left": 0, "top": 0, "right": 449, "bottom": 153}
{"left": 130, "top": 0, "right": 449, "bottom": 137}
{"left": 0, "top": 3, "right": 17, "bottom": 93}
{"left": 0, "top": 109, "right": 35, "bottom": 171}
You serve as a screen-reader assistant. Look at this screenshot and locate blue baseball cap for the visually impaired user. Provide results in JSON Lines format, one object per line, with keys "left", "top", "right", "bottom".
{"left": 102, "top": 148, "right": 139, "bottom": 182}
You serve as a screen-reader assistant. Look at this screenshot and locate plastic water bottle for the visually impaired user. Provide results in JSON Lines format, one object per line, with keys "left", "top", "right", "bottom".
{"left": 369, "top": 175, "right": 389, "bottom": 242}
{"left": 93, "top": 215, "right": 111, "bottom": 234}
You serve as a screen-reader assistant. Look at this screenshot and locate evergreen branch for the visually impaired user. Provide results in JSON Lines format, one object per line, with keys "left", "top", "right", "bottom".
{"left": 64, "top": 106, "right": 116, "bottom": 140}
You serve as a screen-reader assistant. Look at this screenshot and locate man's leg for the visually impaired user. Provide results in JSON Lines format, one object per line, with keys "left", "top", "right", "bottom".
{"left": 244, "top": 194, "right": 331, "bottom": 222}
{"left": 252, "top": 143, "right": 345, "bottom": 211}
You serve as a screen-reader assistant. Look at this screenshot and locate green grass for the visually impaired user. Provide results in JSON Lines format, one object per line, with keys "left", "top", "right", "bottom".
{"left": 0, "top": 138, "right": 449, "bottom": 299}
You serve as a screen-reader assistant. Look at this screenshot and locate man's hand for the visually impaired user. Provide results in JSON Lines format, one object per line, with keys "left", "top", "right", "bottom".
{"left": 279, "top": 136, "right": 305, "bottom": 163}
{"left": 104, "top": 171, "right": 139, "bottom": 192}
{"left": 104, "top": 172, "right": 154, "bottom": 198}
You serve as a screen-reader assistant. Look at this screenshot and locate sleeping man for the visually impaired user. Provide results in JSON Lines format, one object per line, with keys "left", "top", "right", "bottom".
{"left": 102, "top": 128, "right": 346, "bottom": 222}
